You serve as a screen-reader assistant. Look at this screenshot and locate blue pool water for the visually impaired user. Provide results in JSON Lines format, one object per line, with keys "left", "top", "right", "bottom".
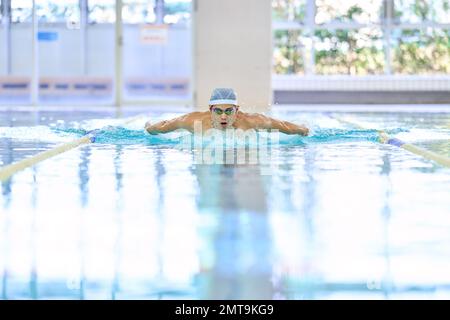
{"left": 0, "top": 106, "right": 449, "bottom": 299}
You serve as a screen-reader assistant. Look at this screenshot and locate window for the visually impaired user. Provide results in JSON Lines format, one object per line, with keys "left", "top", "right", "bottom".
{"left": 392, "top": 28, "right": 450, "bottom": 74}
{"left": 164, "top": 0, "right": 191, "bottom": 24}
{"left": 394, "top": 0, "right": 450, "bottom": 24}
{"left": 274, "top": 30, "right": 306, "bottom": 74}
{"left": 123, "top": 0, "right": 156, "bottom": 24}
{"left": 315, "top": 0, "right": 383, "bottom": 24}
{"left": 36, "top": 0, "right": 80, "bottom": 24}
{"left": 10, "top": 0, "right": 80, "bottom": 24}
{"left": 11, "top": 0, "right": 33, "bottom": 23}
{"left": 273, "top": 0, "right": 450, "bottom": 75}
{"left": 87, "top": 0, "right": 191, "bottom": 25}
{"left": 314, "top": 28, "right": 384, "bottom": 75}
{"left": 88, "top": 0, "right": 115, "bottom": 23}
{"left": 272, "top": 0, "right": 306, "bottom": 23}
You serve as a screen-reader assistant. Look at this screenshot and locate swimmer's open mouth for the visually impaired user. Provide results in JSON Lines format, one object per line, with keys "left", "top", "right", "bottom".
{"left": 220, "top": 122, "right": 227, "bottom": 126}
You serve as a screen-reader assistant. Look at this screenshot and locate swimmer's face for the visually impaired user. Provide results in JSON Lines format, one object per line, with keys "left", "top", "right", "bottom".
{"left": 209, "top": 104, "right": 239, "bottom": 129}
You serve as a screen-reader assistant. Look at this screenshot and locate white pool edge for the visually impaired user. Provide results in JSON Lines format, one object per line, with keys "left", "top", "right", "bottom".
{"left": 272, "top": 104, "right": 450, "bottom": 113}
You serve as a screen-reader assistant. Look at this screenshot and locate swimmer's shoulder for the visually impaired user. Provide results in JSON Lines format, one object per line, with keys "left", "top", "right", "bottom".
{"left": 239, "top": 111, "right": 266, "bottom": 119}
{"left": 182, "top": 111, "right": 209, "bottom": 122}
{"left": 238, "top": 112, "right": 271, "bottom": 127}
{"left": 178, "top": 111, "right": 209, "bottom": 131}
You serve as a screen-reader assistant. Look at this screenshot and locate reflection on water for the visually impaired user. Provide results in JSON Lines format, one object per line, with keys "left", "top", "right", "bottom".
{"left": 0, "top": 110, "right": 450, "bottom": 299}
{"left": 194, "top": 161, "right": 273, "bottom": 299}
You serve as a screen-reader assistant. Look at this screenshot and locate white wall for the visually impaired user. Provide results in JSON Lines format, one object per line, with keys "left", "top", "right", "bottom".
{"left": 10, "top": 25, "right": 33, "bottom": 76}
{"left": 123, "top": 24, "right": 191, "bottom": 78}
{"left": 39, "top": 27, "right": 84, "bottom": 76}
{"left": 87, "top": 25, "right": 115, "bottom": 77}
{"left": 1, "top": 23, "right": 192, "bottom": 102}
{"left": 194, "top": 0, "right": 272, "bottom": 111}
{"left": 0, "top": 26, "right": 7, "bottom": 75}
{"left": 3, "top": 24, "right": 191, "bottom": 78}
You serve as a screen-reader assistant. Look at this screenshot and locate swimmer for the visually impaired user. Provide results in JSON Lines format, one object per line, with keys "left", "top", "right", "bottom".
{"left": 145, "top": 88, "right": 309, "bottom": 136}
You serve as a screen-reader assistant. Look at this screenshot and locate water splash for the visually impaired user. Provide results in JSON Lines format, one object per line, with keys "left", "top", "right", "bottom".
{"left": 49, "top": 125, "right": 402, "bottom": 146}
{"left": 53, "top": 125, "right": 183, "bottom": 145}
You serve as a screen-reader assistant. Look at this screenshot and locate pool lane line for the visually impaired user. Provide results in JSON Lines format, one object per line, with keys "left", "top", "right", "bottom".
{"left": 0, "top": 113, "right": 148, "bottom": 182}
{"left": 329, "top": 114, "right": 450, "bottom": 168}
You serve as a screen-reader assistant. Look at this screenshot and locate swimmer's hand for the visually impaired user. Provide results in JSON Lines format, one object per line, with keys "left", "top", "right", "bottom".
{"left": 145, "top": 120, "right": 160, "bottom": 135}
{"left": 262, "top": 116, "right": 309, "bottom": 136}
{"left": 293, "top": 125, "right": 309, "bottom": 137}
{"left": 297, "top": 126, "right": 309, "bottom": 136}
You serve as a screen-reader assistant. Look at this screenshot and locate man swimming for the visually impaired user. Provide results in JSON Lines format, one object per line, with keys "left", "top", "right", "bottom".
{"left": 145, "top": 88, "right": 309, "bottom": 136}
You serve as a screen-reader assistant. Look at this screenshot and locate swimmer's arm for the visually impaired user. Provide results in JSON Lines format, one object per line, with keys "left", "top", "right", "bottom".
{"left": 145, "top": 117, "right": 185, "bottom": 135}
{"left": 256, "top": 115, "right": 309, "bottom": 136}
{"left": 145, "top": 113, "right": 199, "bottom": 134}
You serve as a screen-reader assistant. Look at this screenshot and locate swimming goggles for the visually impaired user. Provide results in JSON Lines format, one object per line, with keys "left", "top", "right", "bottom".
{"left": 212, "top": 107, "right": 236, "bottom": 115}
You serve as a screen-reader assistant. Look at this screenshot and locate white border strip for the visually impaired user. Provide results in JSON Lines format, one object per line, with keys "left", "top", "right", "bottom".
{"left": 273, "top": 75, "right": 450, "bottom": 91}
{"left": 273, "top": 104, "right": 450, "bottom": 113}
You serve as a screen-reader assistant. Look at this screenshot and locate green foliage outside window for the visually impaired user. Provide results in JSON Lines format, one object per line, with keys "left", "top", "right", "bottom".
{"left": 272, "top": 0, "right": 305, "bottom": 22}
{"left": 36, "top": 0, "right": 80, "bottom": 23}
{"left": 273, "top": 30, "right": 305, "bottom": 74}
{"left": 314, "top": 28, "right": 384, "bottom": 75}
{"left": 394, "top": 0, "right": 450, "bottom": 23}
{"left": 315, "top": 0, "right": 382, "bottom": 24}
{"left": 392, "top": 28, "right": 450, "bottom": 74}
{"left": 273, "top": 0, "right": 450, "bottom": 75}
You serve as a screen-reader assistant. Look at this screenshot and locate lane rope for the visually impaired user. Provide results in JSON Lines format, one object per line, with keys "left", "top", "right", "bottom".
{"left": 0, "top": 113, "right": 148, "bottom": 182}
{"left": 329, "top": 114, "right": 450, "bottom": 168}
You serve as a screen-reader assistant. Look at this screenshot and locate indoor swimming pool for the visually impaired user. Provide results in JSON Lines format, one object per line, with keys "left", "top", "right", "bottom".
{"left": 0, "top": 106, "right": 449, "bottom": 299}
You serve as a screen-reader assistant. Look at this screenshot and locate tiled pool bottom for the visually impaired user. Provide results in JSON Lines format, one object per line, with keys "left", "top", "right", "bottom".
{"left": 0, "top": 107, "right": 450, "bottom": 299}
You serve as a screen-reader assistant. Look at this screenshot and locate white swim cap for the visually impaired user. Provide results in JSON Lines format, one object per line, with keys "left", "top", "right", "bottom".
{"left": 209, "top": 88, "right": 238, "bottom": 106}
